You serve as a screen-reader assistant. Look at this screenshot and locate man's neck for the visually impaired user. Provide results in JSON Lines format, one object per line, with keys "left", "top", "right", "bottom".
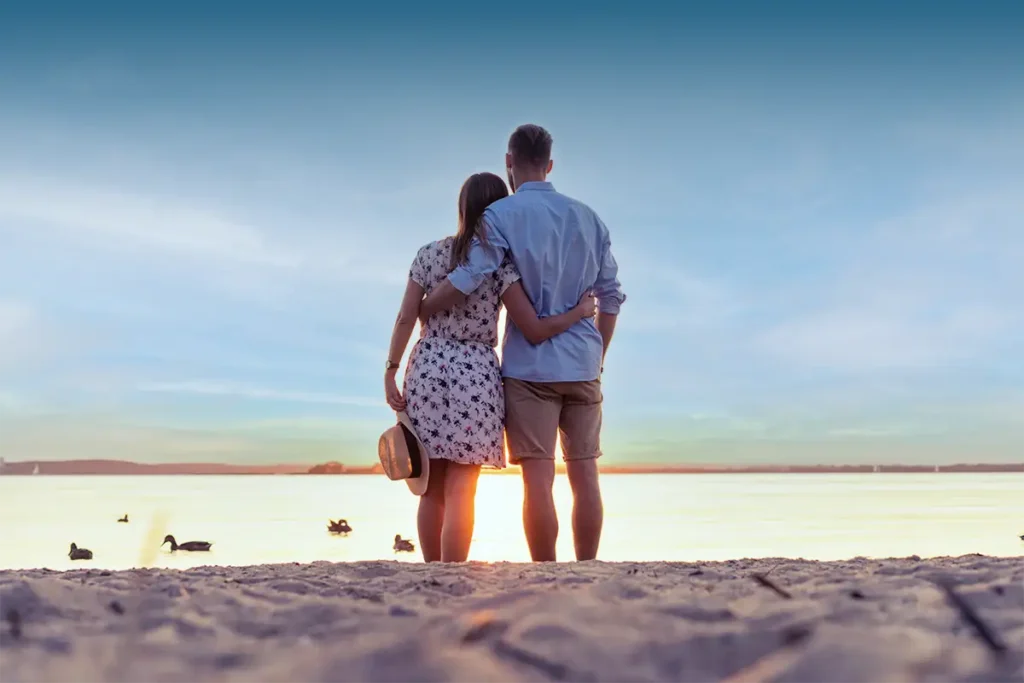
{"left": 512, "top": 169, "right": 547, "bottom": 191}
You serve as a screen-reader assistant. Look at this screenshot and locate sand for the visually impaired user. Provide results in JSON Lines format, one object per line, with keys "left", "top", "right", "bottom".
{"left": 0, "top": 556, "right": 1021, "bottom": 682}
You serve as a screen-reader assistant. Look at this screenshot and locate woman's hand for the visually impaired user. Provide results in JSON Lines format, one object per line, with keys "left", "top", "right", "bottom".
{"left": 574, "top": 290, "right": 598, "bottom": 320}
{"left": 384, "top": 371, "right": 407, "bottom": 412}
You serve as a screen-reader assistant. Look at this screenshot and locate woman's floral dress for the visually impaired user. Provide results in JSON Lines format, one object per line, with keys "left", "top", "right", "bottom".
{"left": 404, "top": 236, "right": 520, "bottom": 469}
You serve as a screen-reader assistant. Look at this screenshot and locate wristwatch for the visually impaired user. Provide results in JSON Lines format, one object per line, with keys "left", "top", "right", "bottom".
{"left": 385, "top": 360, "right": 400, "bottom": 371}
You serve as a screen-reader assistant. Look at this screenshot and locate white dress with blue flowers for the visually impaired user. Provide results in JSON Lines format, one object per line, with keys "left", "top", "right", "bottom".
{"left": 403, "top": 236, "right": 520, "bottom": 469}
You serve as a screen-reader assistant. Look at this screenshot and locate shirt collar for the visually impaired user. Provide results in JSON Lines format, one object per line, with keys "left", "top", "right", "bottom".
{"left": 516, "top": 181, "right": 554, "bottom": 192}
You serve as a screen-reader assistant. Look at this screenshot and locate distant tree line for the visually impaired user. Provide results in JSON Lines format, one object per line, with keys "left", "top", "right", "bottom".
{"left": 307, "top": 461, "right": 384, "bottom": 475}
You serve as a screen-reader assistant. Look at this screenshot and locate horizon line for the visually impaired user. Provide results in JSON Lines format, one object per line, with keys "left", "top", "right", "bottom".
{"left": 1, "top": 458, "right": 1022, "bottom": 475}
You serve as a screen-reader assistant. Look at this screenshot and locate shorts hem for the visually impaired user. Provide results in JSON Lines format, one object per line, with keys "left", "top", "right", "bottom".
{"left": 563, "top": 450, "right": 602, "bottom": 463}
{"left": 508, "top": 450, "right": 554, "bottom": 464}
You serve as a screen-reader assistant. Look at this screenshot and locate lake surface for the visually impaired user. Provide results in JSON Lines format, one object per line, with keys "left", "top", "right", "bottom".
{"left": 0, "top": 473, "right": 1021, "bottom": 570}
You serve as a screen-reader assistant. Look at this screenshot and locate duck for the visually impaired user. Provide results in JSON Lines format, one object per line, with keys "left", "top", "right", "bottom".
{"left": 327, "top": 519, "right": 353, "bottom": 534}
{"left": 393, "top": 534, "right": 415, "bottom": 553}
{"left": 117, "top": 514, "right": 129, "bottom": 523}
{"left": 161, "top": 535, "right": 212, "bottom": 552}
{"left": 68, "top": 543, "right": 93, "bottom": 560}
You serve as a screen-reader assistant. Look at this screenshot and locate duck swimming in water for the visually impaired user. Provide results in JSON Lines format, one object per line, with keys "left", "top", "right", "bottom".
{"left": 161, "top": 535, "right": 212, "bottom": 552}
{"left": 327, "top": 519, "right": 352, "bottom": 534}
{"left": 117, "top": 514, "right": 129, "bottom": 523}
{"left": 68, "top": 543, "right": 93, "bottom": 560}
{"left": 393, "top": 534, "right": 415, "bottom": 553}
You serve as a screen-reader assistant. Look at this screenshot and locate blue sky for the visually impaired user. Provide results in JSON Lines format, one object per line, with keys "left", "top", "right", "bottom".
{"left": 1, "top": 1, "right": 1022, "bottom": 464}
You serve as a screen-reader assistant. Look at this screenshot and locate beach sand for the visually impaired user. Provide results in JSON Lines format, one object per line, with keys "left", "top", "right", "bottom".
{"left": 1, "top": 556, "right": 1021, "bottom": 682}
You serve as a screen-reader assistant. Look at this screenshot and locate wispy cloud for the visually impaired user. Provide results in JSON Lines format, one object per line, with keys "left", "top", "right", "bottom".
{"left": 0, "top": 174, "right": 415, "bottom": 294}
{"left": 758, "top": 305, "right": 1012, "bottom": 371}
{"left": 826, "top": 425, "right": 935, "bottom": 438}
{"left": 756, "top": 171, "right": 1023, "bottom": 373}
{"left": 0, "top": 175, "right": 302, "bottom": 267}
{"left": 0, "top": 300, "right": 50, "bottom": 374}
{"left": 138, "top": 380, "right": 381, "bottom": 408}
{"left": 0, "top": 300, "right": 35, "bottom": 344}
{"left": 0, "top": 416, "right": 350, "bottom": 464}
{"left": 614, "top": 250, "right": 739, "bottom": 334}
{"left": 875, "top": 187, "right": 1024, "bottom": 247}
{"left": 0, "top": 390, "right": 28, "bottom": 414}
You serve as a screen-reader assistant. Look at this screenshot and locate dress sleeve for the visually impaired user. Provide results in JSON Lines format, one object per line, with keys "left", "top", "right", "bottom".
{"left": 495, "top": 255, "right": 521, "bottom": 296}
{"left": 448, "top": 208, "right": 510, "bottom": 294}
{"left": 408, "top": 246, "right": 429, "bottom": 288}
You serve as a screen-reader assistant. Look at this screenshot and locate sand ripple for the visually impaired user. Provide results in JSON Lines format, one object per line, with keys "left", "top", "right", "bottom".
{"left": 1, "top": 556, "right": 1021, "bottom": 682}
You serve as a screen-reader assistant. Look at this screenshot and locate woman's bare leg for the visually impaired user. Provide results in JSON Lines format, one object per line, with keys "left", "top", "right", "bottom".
{"left": 440, "top": 463, "right": 481, "bottom": 562}
{"left": 417, "top": 459, "right": 446, "bottom": 562}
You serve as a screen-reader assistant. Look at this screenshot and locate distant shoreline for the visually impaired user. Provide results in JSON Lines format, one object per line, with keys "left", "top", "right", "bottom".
{"left": 0, "top": 459, "right": 1021, "bottom": 476}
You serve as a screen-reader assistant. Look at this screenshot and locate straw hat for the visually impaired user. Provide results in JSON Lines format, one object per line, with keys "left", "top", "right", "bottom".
{"left": 377, "top": 412, "right": 431, "bottom": 496}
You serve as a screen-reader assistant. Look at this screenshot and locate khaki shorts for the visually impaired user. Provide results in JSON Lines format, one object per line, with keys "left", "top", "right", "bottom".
{"left": 504, "top": 378, "right": 603, "bottom": 464}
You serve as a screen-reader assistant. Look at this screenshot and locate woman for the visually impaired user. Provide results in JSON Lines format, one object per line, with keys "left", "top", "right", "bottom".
{"left": 383, "top": 172, "right": 595, "bottom": 562}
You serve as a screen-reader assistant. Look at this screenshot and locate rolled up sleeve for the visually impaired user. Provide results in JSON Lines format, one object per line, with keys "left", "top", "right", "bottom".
{"left": 592, "top": 228, "right": 626, "bottom": 315}
{"left": 447, "top": 209, "right": 510, "bottom": 294}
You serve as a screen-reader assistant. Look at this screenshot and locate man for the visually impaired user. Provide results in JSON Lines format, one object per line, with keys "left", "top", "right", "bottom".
{"left": 422, "top": 124, "right": 625, "bottom": 561}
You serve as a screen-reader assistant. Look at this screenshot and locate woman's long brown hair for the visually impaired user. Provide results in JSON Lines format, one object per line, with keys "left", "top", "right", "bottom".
{"left": 450, "top": 172, "right": 509, "bottom": 271}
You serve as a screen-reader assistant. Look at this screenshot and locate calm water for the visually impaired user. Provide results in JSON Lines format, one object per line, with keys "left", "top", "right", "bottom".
{"left": 0, "top": 473, "right": 1021, "bottom": 570}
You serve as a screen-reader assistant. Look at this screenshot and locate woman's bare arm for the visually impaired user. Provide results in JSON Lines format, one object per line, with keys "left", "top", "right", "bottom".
{"left": 501, "top": 283, "right": 596, "bottom": 345}
{"left": 384, "top": 279, "right": 425, "bottom": 411}
{"left": 387, "top": 279, "right": 426, "bottom": 365}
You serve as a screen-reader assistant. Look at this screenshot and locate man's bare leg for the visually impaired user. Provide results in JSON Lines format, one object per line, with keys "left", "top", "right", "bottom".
{"left": 565, "top": 458, "right": 603, "bottom": 561}
{"left": 520, "top": 459, "right": 558, "bottom": 561}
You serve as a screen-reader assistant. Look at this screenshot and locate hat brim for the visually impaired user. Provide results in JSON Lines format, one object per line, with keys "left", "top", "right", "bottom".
{"left": 396, "top": 411, "right": 430, "bottom": 496}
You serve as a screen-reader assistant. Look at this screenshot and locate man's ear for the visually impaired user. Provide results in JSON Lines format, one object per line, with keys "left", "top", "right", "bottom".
{"left": 546, "top": 159, "right": 554, "bottom": 174}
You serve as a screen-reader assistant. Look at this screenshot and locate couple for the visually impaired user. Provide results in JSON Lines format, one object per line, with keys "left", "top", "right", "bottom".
{"left": 381, "top": 124, "right": 625, "bottom": 563}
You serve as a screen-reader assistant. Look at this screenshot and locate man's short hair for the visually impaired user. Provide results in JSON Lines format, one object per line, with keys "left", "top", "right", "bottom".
{"left": 508, "top": 124, "right": 553, "bottom": 169}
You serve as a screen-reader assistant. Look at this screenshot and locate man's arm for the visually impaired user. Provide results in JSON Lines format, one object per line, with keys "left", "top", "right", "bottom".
{"left": 420, "top": 209, "right": 510, "bottom": 321}
{"left": 596, "top": 312, "right": 618, "bottom": 365}
{"left": 590, "top": 218, "right": 625, "bottom": 366}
